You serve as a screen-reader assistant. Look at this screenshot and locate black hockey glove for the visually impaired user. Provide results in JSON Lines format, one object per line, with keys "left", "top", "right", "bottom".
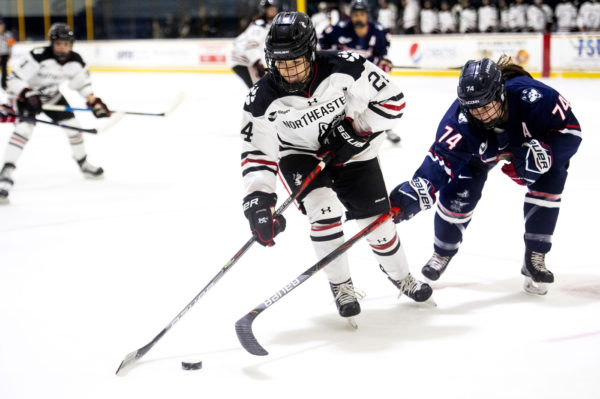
{"left": 389, "top": 177, "right": 436, "bottom": 222}
{"left": 243, "top": 191, "right": 286, "bottom": 247}
{"left": 86, "top": 97, "right": 111, "bottom": 118}
{"left": 501, "top": 139, "right": 553, "bottom": 186}
{"left": 17, "top": 89, "right": 42, "bottom": 117}
{"left": 318, "top": 117, "right": 370, "bottom": 165}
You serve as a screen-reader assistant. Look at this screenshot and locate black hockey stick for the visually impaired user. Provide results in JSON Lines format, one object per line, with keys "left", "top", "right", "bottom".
{"left": 235, "top": 207, "right": 399, "bottom": 356}
{"left": 42, "top": 92, "right": 185, "bottom": 117}
{"left": 1, "top": 106, "right": 98, "bottom": 134}
{"left": 115, "top": 153, "right": 333, "bottom": 376}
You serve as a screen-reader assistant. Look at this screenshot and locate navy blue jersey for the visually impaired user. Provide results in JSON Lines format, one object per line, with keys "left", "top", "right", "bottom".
{"left": 414, "top": 75, "right": 582, "bottom": 191}
{"left": 319, "top": 20, "right": 391, "bottom": 65}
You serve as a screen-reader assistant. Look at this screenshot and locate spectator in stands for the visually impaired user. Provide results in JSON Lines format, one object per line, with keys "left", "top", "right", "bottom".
{"left": 378, "top": 0, "right": 399, "bottom": 33}
{"left": 498, "top": 0, "right": 512, "bottom": 31}
{"left": 0, "top": 19, "right": 15, "bottom": 90}
{"left": 577, "top": 0, "right": 600, "bottom": 31}
{"left": 439, "top": 1, "right": 458, "bottom": 33}
{"left": 401, "top": 0, "right": 421, "bottom": 34}
{"left": 312, "top": 2, "right": 339, "bottom": 38}
{"left": 478, "top": 0, "right": 499, "bottom": 32}
{"left": 458, "top": 0, "right": 478, "bottom": 33}
{"left": 420, "top": 0, "right": 440, "bottom": 34}
{"left": 508, "top": 0, "right": 528, "bottom": 32}
{"left": 555, "top": 0, "right": 578, "bottom": 31}
{"left": 527, "top": 0, "right": 553, "bottom": 32}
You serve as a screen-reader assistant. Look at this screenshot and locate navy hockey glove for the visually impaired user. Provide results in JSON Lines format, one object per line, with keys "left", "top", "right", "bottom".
{"left": 501, "top": 139, "right": 553, "bottom": 186}
{"left": 318, "top": 117, "right": 370, "bottom": 165}
{"left": 389, "top": 177, "right": 436, "bottom": 222}
{"left": 86, "top": 97, "right": 111, "bottom": 118}
{"left": 17, "top": 89, "right": 42, "bottom": 117}
{"left": 243, "top": 191, "right": 287, "bottom": 247}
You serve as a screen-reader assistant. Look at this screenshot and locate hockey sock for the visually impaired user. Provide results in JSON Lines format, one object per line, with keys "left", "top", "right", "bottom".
{"left": 524, "top": 191, "right": 561, "bottom": 253}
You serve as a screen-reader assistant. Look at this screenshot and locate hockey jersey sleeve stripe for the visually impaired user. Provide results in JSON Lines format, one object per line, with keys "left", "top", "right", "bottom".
{"left": 241, "top": 150, "right": 266, "bottom": 159}
{"left": 367, "top": 103, "right": 404, "bottom": 119}
{"left": 242, "top": 165, "right": 277, "bottom": 177}
{"left": 380, "top": 102, "right": 406, "bottom": 112}
{"left": 241, "top": 158, "right": 278, "bottom": 167}
{"left": 557, "top": 128, "right": 582, "bottom": 138}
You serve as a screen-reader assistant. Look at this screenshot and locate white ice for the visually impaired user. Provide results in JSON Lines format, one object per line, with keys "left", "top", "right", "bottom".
{"left": 1, "top": 72, "right": 599, "bottom": 399}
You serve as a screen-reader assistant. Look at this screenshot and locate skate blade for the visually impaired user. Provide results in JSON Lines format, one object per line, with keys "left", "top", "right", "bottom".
{"left": 523, "top": 277, "right": 548, "bottom": 295}
{"left": 347, "top": 317, "right": 358, "bottom": 329}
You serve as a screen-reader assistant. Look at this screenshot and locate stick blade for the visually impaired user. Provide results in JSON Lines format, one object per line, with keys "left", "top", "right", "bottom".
{"left": 235, "top": 313, "right": 268, "bottom": 356}
{"left": 115, "top": 349, "right": 139, "bottom": 376}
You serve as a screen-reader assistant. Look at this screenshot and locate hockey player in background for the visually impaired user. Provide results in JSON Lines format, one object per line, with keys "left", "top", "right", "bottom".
{"left": 319, "top": 0, "right": 401, "bottom": 144}
{"left": 0, "top": 23, "right": 110, "bottom": 203}
{"left": 389, "top": 56, "right": 582, "bottom": 295}
{"left": 240, "top": 11, "right": 432, "bottom": 321}
{"left": 231, "top": 0, "right": 279, "bottom": 88}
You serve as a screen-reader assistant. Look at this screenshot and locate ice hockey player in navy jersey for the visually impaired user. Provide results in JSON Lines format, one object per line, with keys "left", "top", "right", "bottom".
{"left": 0, "top": 23, "right": 110, "bottom": 203}
{"left": 319, "top": 0, "right": 400, "bottom": 144}
{"left": 389, "top": 56, "right": 582, "bottom": 295}
{"left": 240, "top": 11, "right": 432, "bottom": 322}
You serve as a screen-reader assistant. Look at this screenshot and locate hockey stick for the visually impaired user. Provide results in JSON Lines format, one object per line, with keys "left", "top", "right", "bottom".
{"left": 115, "top": 153, "right": 333, "bottom": 376}
{"left": 0, "top": 105, "right": 123, "bottom": 134}
{"left": 235, "top": 207, "right": 399, "bottom": 356}
{"left": 42, "top": 92, "right": 185, "bottom": 117}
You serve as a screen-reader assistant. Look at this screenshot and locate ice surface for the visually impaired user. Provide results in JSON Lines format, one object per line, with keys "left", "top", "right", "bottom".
{"left": 0, "top": 72, "right": 599, "bottom": 399}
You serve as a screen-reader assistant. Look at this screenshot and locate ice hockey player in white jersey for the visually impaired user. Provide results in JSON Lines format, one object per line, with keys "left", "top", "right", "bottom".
{"left": 240, "top": 12, "right": 432, "bottom": 320}
{"left": 0, "top": 23, "right": 110, "bottom": 203}
{"left": 231, "top": 0, "right": 279, "bottom": 88}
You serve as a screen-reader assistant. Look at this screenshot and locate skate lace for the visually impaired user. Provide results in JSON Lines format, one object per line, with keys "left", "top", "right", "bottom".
{"left": 397, "top": 273, "right": 421, "bottom": 295}
{"left": 429, "top": 253, "right": 450, "bottom": 271}
{"left": 332, "top": 282, "right": 365, "bottom": 306}
{"left": 530, "top": 251, "right": 547, "bottom": 271}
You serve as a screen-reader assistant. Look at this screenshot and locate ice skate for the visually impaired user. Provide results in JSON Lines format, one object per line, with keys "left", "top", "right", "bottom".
{"left": 0, "top": 175, "right": 13, "bottom": 204}
{"left": 521, "top": 249, "right": 554, "bottom": 295}
{"left": 330, "top": 278, "right": 362, "bottom": 328}
{"left": 421, "top": 252, "right": 453, "bottom": 281}
{"left": 77, "top": 156, "right": 104, "bottom": 178}
{"left": 385, "top": 130, "right": 401, "bottom": 144}
{"left": 389, "top": 273, "right": 434, "bottom": 304}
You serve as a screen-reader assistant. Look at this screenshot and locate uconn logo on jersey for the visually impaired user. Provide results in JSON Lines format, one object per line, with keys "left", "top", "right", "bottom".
{"left": 521, "top": 88, "right": 543, "bottom": 104}
{"left": 282, "top": 96, "right": 346, "bottom": 129}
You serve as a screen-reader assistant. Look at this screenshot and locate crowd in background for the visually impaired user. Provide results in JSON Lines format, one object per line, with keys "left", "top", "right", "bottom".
{"left": 309, "top": 0, "right": 600, "bottom": 35}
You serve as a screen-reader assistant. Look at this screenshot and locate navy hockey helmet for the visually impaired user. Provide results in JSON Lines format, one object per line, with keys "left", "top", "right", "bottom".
{"left": 49, "top": 23, "right": 74, "bottom": 43}
{"left": 265, "top": 12, "right": 317, "bottom": 93}
{"left": 457, "top": 58, "right": 506, "bottom": 130}
{"left": 350, "top": 0, "right": 370, "bottom": 13}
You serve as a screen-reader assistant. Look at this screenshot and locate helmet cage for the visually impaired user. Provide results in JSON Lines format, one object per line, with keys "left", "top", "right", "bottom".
{"left": 265, "top": 12, "right": 317, "bottom": 93}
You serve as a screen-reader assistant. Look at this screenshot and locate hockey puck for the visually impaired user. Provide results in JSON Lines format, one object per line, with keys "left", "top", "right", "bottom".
{"left": 181, "top": 361, "right": 203, "bottom": 370}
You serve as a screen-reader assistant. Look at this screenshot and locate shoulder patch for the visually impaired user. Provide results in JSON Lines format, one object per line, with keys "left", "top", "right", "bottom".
{"left": 520, "top": 87, "right": 543, "bottom": 103}
{"left": 243, "top": 76, "right": 281, "bottom": 117}
{"left": 30, "top": 47, "right": 53, "bottom": 62}
{"left": 337, "top": 50, "right": 360, "bottom": 63}
{"left": 458, "top": 112, "right": 469, "bottom": 124}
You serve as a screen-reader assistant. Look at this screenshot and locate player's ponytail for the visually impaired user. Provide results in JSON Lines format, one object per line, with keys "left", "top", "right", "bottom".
{"left": 497, "top": 55, "right": 532, "bottom": 81}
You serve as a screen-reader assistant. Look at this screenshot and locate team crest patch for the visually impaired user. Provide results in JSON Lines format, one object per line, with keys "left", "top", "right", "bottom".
{"left": 479, "top": 141, "right": 488, "bottom": 155}
{"left": 245, "top": 86, "right": 258, "bottom": 106}
{"left": 521, "top": 88, "right": 543, "bottom": 103}
{"left": 458, "top": 112, "right": 468, "bottom": 124}
{"left": 338, "top": 51, "right": 359, "bottom": 62}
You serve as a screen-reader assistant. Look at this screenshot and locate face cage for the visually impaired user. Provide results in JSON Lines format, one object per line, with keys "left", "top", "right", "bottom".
{"left": 268, "top": 53, "right": 314, "bottom": 93}
{"left": 464, "top": 99, "right": 506, "bottom": 130}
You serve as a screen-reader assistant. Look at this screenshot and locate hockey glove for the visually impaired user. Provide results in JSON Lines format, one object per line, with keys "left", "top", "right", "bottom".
{"left": 243, "top": 191, "right": 287, "bottom": 247}
{"left": 86, "top": 97, "right": 111, "bottom": 118}
{"left": 501, "top": 139, "right": 552, "bottom": 186}
{"left": 377, "top": 58, "right": 393, "bottom": 74}
{"left": 318, "top": 117, "right": 370, "bottom": 165}
{"left": 389, "top": 177, "right": 436, "bottom": 222}
{"left": 0, "top": 104, "right": 16, "bottom": 123}
{"left": 17, "top": 89, "right": 42, "bottom": 117}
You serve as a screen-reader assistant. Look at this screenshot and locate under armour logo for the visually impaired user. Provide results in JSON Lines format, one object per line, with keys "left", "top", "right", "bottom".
{"left": 321, "top": 207, "right": 331, "bottom": 214}
{"left": 308, "top": 98, "right": 318, "bottom": 106}
{"left": 377, "top": 238, "right": 387, "bottom": 244}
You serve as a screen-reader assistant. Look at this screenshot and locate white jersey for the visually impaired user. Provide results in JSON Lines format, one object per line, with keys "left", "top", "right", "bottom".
{"left": 420, "top": 9, "right": 439, "bottom": 34}
{"left": 508, "top": 3, "right": 528, "bottom": 30}
{"left": 402, "top": 0, "right": 420, "bottom": 30}
{"left": 231, "top": 19, "right": 270, "bottom": 68}
{"left": 555, "top": 2, "right": 578, "bottom": 31}
{"left": 7, "top": 46, "right": 93, "bottom": 102}
{"left": 478, "top": 5, "right": 498, "bottom": 32}
{"left": 240, "top": 51, "right": 405, "bottom": 197}
{"left": 459, "top": 8, "right": 477, "bottom": 33}
{"left": 378, "top": 6, "right": 398, "bottom": 31}
{"left": 438, "top": 11, "right": 457, "bottom": 33}
{"left": 577, "top": 1, "right": 600, "bottom": 30}
{"left": 527, "top": 4, "right": 552, "bottom": 31}
{"left": 499, "top": 7, "right": 511, "bottom": 31}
